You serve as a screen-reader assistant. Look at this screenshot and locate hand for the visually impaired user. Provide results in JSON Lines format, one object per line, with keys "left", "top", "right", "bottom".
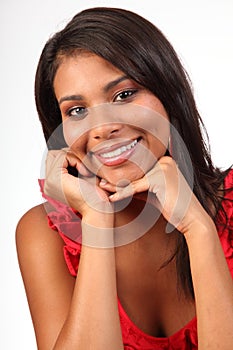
{"left": 100, "top": 156, "right": 212, "bottom": 234}
{"left": 44, "top": 149, "right": 113, "bottom": 218}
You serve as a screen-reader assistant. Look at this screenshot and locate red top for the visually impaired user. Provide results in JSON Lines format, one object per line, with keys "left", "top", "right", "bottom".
{"left": 39, "top": 170, "right": 233, "bottom": 349}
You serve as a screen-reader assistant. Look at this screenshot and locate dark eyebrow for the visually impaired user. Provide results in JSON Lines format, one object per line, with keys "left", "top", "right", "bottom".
{"left": 59, "top": 94, "right": 83, "bottom": 105}
{"left": 103, "top": 75, "right": 129, "bottom": 93}
{"left": 58, "top": 75, "right": 129, "bottom": 105}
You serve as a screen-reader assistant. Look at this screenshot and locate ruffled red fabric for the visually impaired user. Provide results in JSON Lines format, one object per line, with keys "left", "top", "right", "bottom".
{"left": 39, "top": 179, "right": 82, "bottom": 276}
{"left": 215, "top": 170, "right": 233, "bottom": 276}
{"left": 38, "top": 170, "right": 233, "bottom": 349}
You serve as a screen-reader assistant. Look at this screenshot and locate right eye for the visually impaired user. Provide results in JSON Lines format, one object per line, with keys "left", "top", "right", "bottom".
{"left": 66, "top": 106, "right": 88, "bottom": 119}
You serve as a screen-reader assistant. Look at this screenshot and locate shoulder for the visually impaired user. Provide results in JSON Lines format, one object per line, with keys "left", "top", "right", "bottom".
{"left": 16, "top": 203, "right": 75, "bottom": 302}
{"left": 16, "top": 202, "right": 57, "bottom": 245}
{"left": 17, "top": 203, "right": 49, "bottom": 230}
{"left": 16, "top": 204, "right": 76, "bottom": 348}
{"left": 16, "top": 203, "right": 66, "bottom": 269}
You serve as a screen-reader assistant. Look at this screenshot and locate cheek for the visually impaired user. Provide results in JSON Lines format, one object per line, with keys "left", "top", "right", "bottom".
{"left": 63, "top": 119, "right": 84, "bottom": 147}
{"left": 62, "top": 120, "right": 87, "bottom": 157}
{"left": 150, "top": 124, "right": 170, "bottom": 155}
{"left": 151, "top": 139, "right": 168, "bottom": 159}
{"left": 117, "top": 103, "right": 170, "bottom": 143}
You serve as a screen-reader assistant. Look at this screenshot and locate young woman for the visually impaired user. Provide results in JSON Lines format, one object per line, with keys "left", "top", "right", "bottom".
{"left": 16, "top": 7, "right": 233, "bottom": 349}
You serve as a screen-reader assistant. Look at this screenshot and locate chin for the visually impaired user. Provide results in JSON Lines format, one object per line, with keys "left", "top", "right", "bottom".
{"left": 99, "top": 166, "right": 146, "bottom": 187}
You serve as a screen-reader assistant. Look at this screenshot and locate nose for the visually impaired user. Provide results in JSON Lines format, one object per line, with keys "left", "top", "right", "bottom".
{"left": 89, "top": 123, "right": 123, "bottom": 140}
{"left": 87, "top": 103, "right": 126, "bottom": 142}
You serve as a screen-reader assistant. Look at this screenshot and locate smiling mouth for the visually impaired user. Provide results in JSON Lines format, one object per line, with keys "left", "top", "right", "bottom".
{"left": 100, "top": 138, "right": 139, "bottom": 158}
{"left": 93, "top": 137, "right": 141, "bottom": 166}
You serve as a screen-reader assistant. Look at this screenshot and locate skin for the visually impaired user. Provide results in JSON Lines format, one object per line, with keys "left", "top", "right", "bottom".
{"left": 16, "top": 52, "right": 233, "bottom": 349}
{"left": 55, "top": 52, "right": 170, "bottom": 186}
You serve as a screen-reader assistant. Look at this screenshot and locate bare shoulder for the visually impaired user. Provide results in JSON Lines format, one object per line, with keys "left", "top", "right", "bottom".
{"left": 17, "top": 203, "right": 56, "bottom": 256}
{"left": 16, "top": 202, "right": 53, "bottom": 240}
{"left": 16, "top": 202, "right": 69, "bottom": 273}
{"left": 16, "top": 203, "right": 76, "bottom": 348}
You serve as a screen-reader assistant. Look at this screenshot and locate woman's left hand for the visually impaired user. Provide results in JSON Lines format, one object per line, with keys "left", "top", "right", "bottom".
{"left": 100, "top": 156, "right": 213, "bottom": 235}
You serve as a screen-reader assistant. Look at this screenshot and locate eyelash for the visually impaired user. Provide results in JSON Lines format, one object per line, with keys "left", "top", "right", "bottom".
{"left": 113, "top": 89, "right": 138, "bottom": 102}
{"left": 65, "top": 106, "right": 87, "bottom": 118}
{"left": 64, "top": 89, "right": 138, "bottom": 118}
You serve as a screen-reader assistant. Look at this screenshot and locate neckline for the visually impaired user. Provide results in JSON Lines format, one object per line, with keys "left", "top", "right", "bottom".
{"left": 39, "top": 170, "right": 232, "bottom": 344}
{"left": 116, "top": 169, "right": 232, "bottom": 343}
{"left": 117, "top": 297, "right": 196, "bottom": 342}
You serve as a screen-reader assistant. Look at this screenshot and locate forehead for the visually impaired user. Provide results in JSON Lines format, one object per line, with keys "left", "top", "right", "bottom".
{"left": 54, "top": 52, "right": 123, "bottom": 92}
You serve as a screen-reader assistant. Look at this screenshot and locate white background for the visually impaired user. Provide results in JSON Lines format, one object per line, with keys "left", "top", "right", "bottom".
{"left": 1, "top": 0, "right": 232, "bottom": 348}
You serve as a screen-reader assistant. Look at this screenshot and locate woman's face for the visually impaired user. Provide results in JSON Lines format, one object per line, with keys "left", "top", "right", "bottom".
{"left": 53, "top": 52, "right": 170, "bottom": 185}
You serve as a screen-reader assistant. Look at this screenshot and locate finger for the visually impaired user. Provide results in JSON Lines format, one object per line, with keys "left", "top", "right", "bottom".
{"left": 99, "top": 177, "right": 134, "bottom": 194}
{"left": 47, "top": 148, "right": 92, "bottom": 177}
{"left": 109, "top": 177, "right": 149, "bottom": 202}
{"left": 44, "top": 151, "right": 69, "bottom": 203}
{"left": 46, "top": 150, "right": 63, "bottom": 172}
{"left": 99, "top": 179, "right": 117, "bottom": 193}
{"left": 46, "top": 150, "right": 68, "bottom": 177}
{"left": 45, "top": 150, "right": 69, "bottom": 184}
{"left": 66, "top": 150, "right": 93, "bottom": 177}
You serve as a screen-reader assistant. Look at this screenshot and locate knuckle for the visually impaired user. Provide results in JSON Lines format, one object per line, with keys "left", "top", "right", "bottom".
{"left": 159, "top": 156, "right": 177, "bottom": 172}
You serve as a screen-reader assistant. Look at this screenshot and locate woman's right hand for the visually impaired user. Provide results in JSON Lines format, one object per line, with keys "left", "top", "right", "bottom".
{"left": 44, "top": 149, "right": 113, "bottom": 219}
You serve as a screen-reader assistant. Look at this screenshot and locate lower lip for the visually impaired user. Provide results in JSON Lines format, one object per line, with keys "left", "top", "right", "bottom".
{"left": 94, "top": 142, "right": 139, "bottom": 166}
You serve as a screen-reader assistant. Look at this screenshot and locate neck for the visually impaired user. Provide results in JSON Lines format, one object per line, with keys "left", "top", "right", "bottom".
{"left": 113, "top": 196, "right": 178, "bottom": 254}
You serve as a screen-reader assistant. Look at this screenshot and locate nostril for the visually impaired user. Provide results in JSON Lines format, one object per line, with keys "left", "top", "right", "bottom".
{"left": 110, "top": 129, "right": 119, "bottom": 134}
{"left": 91, "top": 124, "right": 122, "bottom": 140}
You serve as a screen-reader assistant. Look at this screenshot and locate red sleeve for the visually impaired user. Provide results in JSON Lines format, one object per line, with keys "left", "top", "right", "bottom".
{"left": 217, "top": 169, "right": 233, "bottom": 277}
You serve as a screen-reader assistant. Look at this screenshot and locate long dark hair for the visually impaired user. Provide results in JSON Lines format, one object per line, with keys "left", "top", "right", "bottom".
{"left": 35, "top": 7, "right": 232, "bottom": 297}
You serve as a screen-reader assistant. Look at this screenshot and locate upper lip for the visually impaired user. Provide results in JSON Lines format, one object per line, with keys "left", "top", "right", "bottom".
{"left": 91, "top": 138, "right": 140, "bottom": 156}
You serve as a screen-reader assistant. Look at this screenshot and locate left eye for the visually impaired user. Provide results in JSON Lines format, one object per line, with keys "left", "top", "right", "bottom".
{"left": 114, "top": 89, "right": 137, "bottom": 102}
{"left": 66, "top": 106, "right": 88, "bottom": 119}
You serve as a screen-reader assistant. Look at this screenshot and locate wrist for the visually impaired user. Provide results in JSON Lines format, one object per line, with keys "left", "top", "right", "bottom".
{"left": 81, "top": 220, "right": 115, "bottom": 248}
{"left": 81, "top": 211, "right": 115, "bottom": 248}
{"left": 82, "top": 208, "right": 114, "bottom": 226}
{"left": 183, "top": 217, "right": 218, "bottom": 245}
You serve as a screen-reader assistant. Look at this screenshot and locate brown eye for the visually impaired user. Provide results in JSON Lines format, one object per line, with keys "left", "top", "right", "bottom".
{"left": 114, "top": 89, "right": 137, "bottom": 102}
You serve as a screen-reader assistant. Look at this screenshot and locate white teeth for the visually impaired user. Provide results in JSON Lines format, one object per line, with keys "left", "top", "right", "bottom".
{"left": 100, "top": 139, "right": 138, "bottom": 158}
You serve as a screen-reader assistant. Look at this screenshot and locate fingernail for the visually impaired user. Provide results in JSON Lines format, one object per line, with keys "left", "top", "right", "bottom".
{"left": 100, "top": 178, "right": 107, "bottom": 186}
{"left": 109, "top": 193, "right": 118, "bottom": 201}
